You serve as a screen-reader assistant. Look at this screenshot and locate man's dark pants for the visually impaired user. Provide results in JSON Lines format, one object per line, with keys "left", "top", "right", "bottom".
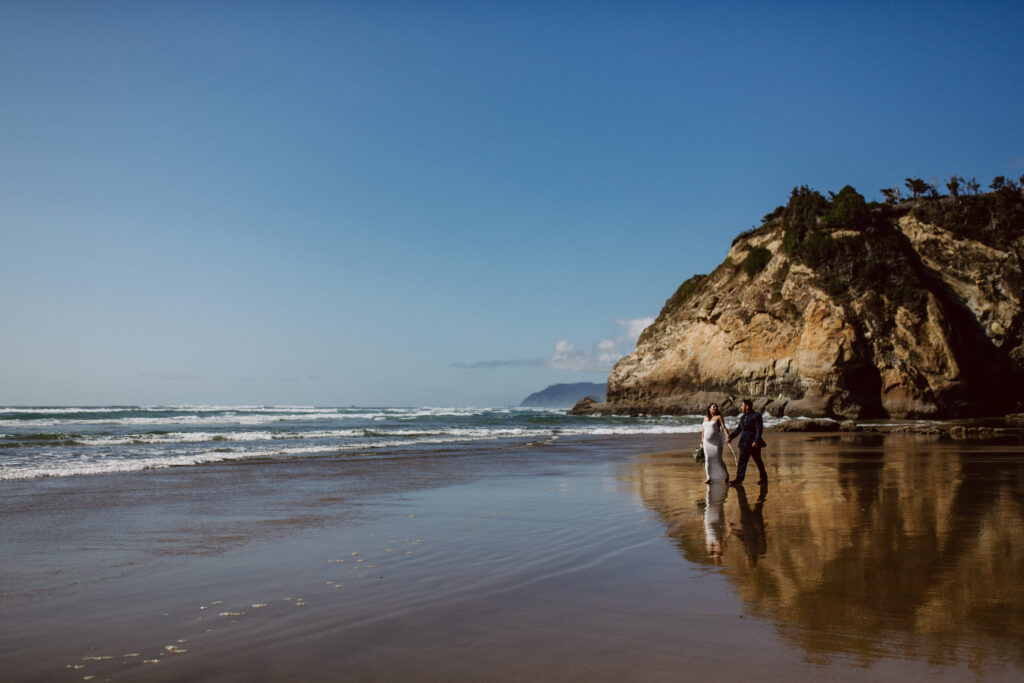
{"left": 734, "top": 435, "right": 768, "bottom": 483}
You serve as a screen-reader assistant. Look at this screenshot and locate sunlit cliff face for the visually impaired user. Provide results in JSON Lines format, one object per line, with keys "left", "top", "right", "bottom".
{"left": 624, "top": 433, "right": 1024, "bottom": 670}
{"left": 606, "top": 211, "right": 1024, "bottom": 420}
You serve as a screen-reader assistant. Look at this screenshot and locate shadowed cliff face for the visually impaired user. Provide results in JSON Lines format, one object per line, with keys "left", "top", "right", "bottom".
{"left": 624, "top": 435, "right": 1024, "bottom": 670}
{"left": 604, "top": 200, "right": 1024, "bottom": 418}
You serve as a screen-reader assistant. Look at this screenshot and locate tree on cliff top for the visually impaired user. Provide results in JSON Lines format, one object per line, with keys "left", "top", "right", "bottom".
{"left": 781, "top": 185, "right": 828, "bottom": 252}
{"left": 909, "top": 180, "right": 1024, "bottom": 250}
{"left": 825, "top": 185, "right": 870, "bottom": 229}
{"left": 946, "top": 176, "right": 962, "bottom": 207}
{"left": 881, "top": 187, "right": 901, "bottom": 204}
{"left": 905, "top": 177, "right": 931, "bottom": 199}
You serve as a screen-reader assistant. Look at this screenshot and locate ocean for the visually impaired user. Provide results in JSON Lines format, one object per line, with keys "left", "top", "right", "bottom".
{"left": 0, "top": 405, "right": 737, "bottom": 481}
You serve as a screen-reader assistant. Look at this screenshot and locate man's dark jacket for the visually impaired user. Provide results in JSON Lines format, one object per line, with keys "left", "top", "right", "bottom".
{"left": 729, "top": 410, "right": 764, "bottom": 447}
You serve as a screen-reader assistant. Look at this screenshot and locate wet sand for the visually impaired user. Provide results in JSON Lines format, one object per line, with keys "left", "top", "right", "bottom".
{"left": 2, "top": 432, "right": 1023, "bottom": 681}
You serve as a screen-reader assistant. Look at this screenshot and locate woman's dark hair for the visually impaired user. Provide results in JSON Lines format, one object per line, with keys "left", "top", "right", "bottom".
{"left": 705, "top": 403, "right": 718, "bottom": 419}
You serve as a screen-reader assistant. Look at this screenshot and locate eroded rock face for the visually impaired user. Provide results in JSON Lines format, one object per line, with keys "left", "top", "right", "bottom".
{"left": 600, "top": 215, "right": 1024, "bottom": 419}
{"left": 897, "top": 215, "right": 1024, "bottom": 366}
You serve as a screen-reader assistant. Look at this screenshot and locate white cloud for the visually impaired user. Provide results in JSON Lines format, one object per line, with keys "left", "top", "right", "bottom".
{"left": 451, "top": 358, "right": 546, "bottom": 369}
{"left": 547, "top": 338, "right": 590, "bottom": 371}
{"left": 544, "top": 317, "right": 655, "bottom": 372}
{"left": 619, "top": 317, "right": 654, "bottom": 342}
{"left": 452, "top": 316, "right": 654, "bottom": 373}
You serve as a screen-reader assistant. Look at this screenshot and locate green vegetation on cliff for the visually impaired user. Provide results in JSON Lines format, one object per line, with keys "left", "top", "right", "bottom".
{"left": 742, "top": 245, "right": 772, "bottom": 276}
{"left": 759, "top": 178, "right": 1024, "bottom": 314}
{"left": 650, "top": 176, "right": 1024, "bottom": 340}
{"left": 909, "top": 184, "right": 1024, "bottom": 250}
{"left": 761, "top": 185, "right": 924, "bottom": 312}
{"left": 662, "top": 273, "right": 706, "bottom": 313}
{"left": 642, "top": 272, "right": 709, "bottom": 344}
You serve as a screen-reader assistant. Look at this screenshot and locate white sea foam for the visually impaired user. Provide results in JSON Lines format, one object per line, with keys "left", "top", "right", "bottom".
{"left": 72, "top": 429, "right": 364, "bottom": 446}
{"left": 0, "top": 407, "right": 114, "bottom": 414}
{"left": 557, "top": 425, "right": 699, "bottom": 436}
{"left": 0, "top": 405, "right": 728, "bottom": 481}
{"left": 0, "top": 406, "right": 523, "bottom": 427}
{"left": 0, "top": 414, "right": 344, "bottom": 428}
{"left": 0, "top": 405, "right": 287, "bottom": 415}
{"left": 17, "top": 424, "right": 705, "bottom": 448}
{"left": 1, "top": 439, "right": 471, "bottom": 480}
{"left": 1, "top": 450, "right": 246, "bottom": 480}
{"left": 0, "top": 424, "right": 710, "bottom": 481}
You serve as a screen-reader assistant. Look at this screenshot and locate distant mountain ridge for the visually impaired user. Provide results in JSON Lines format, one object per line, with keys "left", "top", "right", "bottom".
{"left": 521, "top": 382, "right": 607, "bottom": 408}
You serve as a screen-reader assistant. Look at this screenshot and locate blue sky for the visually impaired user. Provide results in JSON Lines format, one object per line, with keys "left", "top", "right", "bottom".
{"left": 2, "top": 1, "right": 1022, "bottom": 406}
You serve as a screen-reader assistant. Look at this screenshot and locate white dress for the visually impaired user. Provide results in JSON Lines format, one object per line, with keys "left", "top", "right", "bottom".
{"left": 702, "top": 418, "right": 730, "bottom": 483}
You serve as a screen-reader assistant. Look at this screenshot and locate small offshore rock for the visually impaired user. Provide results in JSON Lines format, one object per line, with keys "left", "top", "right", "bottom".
{"left": 567, "top": 396, "right": 604, "bottom": 415}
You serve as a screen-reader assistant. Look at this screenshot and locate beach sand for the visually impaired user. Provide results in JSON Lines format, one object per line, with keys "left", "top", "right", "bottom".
{"left": 2, "top": 432, "right": 1023, "bottom": 681}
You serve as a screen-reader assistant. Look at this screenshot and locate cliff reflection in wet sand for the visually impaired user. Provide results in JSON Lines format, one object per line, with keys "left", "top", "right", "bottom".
{"left": 629, "top": 433, "right": 1024, "bottom": 671}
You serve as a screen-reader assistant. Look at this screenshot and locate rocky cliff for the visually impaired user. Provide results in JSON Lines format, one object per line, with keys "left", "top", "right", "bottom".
{"left": 589, "top": 185, "right": 1024, "bottom": 419}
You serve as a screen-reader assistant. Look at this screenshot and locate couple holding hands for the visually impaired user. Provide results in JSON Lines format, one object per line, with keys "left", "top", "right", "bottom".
{"left": 700, "top": 398, "right": 768, "bottom": 486}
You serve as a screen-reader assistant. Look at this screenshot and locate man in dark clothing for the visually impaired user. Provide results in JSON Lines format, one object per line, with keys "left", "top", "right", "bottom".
{"left": 726, "top": 398, "right": 768, "bottom": 485}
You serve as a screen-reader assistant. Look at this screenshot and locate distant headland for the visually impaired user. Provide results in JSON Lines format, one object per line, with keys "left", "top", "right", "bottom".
{"left": 521, "top": 382, "right": 606, "bottom": 408}
{"left": 574, "top": 176, "right": 1024, "bottom": 419}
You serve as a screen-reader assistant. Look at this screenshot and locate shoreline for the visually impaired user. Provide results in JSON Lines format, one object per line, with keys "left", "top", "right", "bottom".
{"left": 3, "top": 431, "right": 1023, "bottom": 681}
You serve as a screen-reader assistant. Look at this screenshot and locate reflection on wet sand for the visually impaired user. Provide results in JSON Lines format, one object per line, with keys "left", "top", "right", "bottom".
{"left": 629, "top": 433, "right": 1024, "bottom": 671}
{"left": 702, "top": 481, "right": 729, "bottom": 563}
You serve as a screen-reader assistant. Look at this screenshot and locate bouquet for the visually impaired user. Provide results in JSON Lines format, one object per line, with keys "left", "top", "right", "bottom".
{"left": 692, "top": 445, "right": 705, "bottom": 464}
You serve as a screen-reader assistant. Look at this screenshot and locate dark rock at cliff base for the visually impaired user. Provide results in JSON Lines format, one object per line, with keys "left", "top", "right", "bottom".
{"left": 604, "top": 189, "right": 1024, "bottom": 419}
{"left": 770, "top": 419, "right": 842, "bottom": 432}
{"left": 949, "top": 425, "right": 1013, "bottom": 438}
{"left": 521, "top": 382, "right": 607, "bottom": 408}
{"left": 763, "top": 417, "right": 1024, "bottom": 437}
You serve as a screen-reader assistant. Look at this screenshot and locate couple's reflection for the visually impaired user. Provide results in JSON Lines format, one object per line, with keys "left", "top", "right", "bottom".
{"left": 632, "top": 439, "right": 1024, "bottom": 668}
{"left": 702, "top": 482, "right": 767, "bottom": 566}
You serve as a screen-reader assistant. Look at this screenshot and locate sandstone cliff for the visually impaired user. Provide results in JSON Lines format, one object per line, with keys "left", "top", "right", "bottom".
{"left": 592, "top": 186, "right": 1024, "bottom": 418}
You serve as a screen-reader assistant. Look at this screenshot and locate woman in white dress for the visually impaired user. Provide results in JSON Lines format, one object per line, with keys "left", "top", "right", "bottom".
{"left": 701, "top": 403, "right": 730, "bottom": 484}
